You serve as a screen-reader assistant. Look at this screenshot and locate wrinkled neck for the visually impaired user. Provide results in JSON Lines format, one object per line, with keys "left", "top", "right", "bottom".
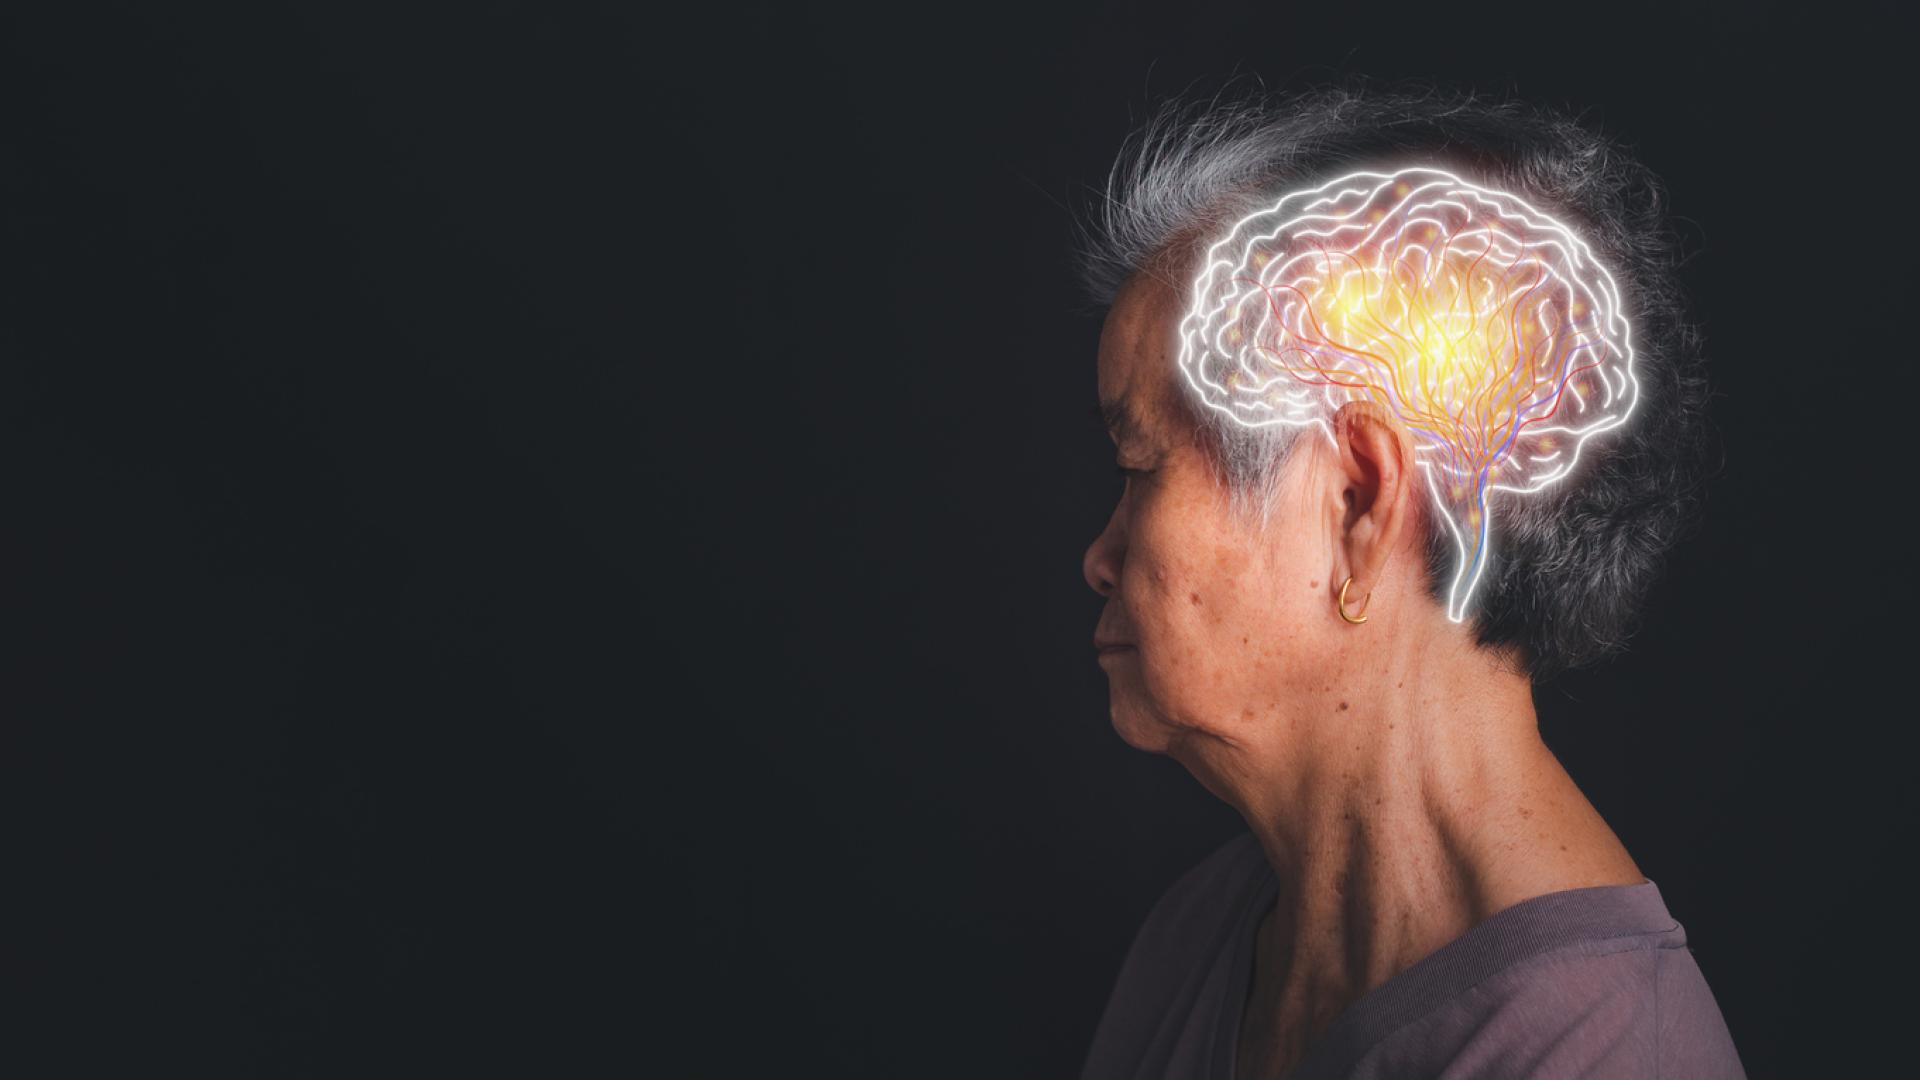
{"left": 1229, "top": 631, "right": 1555, "bottom": 1041}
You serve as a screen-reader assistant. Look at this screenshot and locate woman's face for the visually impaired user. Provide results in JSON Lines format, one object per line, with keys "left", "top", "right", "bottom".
{"left": 1082, "top": 271, "right": 1340, "bottom": 757}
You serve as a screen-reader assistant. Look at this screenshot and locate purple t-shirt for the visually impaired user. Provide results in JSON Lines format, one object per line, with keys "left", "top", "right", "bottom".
{"left": 1081, "top": 831, "right": 1745, "bottom": 1079}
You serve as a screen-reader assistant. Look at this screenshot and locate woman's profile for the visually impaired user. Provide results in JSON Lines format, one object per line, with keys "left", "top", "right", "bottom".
{"left": 1075, "top": 88, "right": 1745, "bottom": 1079}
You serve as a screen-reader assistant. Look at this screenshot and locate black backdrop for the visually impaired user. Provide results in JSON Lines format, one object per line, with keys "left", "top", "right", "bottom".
{"left": 5, "top": 2, "right": 1909, "bottom": 1076}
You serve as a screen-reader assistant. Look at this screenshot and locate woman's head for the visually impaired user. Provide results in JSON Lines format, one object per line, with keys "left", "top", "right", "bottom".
{"left": 1079, "top": 86, "right": 1708, "bottom": 754}
{"left": 1086, "top": 264, "right": 1447, "bottom": 759}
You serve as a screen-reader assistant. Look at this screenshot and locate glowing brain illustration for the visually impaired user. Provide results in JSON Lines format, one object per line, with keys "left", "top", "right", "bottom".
{"left": 1179, "top": 167, "right": 1639, "bottom": 621}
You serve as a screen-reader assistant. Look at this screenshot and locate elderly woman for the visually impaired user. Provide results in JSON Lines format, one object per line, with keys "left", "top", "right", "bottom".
{"left": 1076, "top": 90, "right": 1744, "bottom": 1079}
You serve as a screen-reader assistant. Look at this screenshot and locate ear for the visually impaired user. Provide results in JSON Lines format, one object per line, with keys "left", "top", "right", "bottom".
{"left": 1328, "top": 401, "right": 1417, "bottom": 605}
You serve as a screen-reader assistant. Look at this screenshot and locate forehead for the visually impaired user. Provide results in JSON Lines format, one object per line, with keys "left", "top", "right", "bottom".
{"left": 1097, "top": 270, "right": 1187, "bottom": 440}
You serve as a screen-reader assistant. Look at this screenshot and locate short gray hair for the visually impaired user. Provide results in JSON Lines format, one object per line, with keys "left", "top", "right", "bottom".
{"left": 1076, "top": 86, "right": 1710, "bottom": 680}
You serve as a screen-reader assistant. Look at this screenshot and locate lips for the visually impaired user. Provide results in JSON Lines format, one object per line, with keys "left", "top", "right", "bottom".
{"left": 1094, "top": 639, "right": 1136, "bottom": 653}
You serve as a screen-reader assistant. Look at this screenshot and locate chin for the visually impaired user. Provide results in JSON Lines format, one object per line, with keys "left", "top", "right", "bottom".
{"left": 1107, "top": 699, "right": 1177, "bottom": 755}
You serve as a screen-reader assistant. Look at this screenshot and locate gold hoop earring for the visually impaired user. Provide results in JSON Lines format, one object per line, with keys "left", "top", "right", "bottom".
{"left": 1338, "top": 575, "right": 1372, "bottom": 625}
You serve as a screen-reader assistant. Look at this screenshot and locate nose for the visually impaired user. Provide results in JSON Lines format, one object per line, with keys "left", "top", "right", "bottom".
{"left": 1082, "top": 503, "right": 1124, "bottom": 598}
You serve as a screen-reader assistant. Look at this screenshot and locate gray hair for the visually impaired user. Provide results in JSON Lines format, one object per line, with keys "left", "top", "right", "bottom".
{"left": 1076, "top": 86, "right": 1711, "bottom": 680}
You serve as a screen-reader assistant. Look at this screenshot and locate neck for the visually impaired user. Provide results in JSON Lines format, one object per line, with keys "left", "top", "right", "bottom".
{"left": 1201, "top": 624, "right": 1643, "bottom": 1065}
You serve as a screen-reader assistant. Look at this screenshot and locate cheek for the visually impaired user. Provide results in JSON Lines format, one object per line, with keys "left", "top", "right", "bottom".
{"left": 1126, "top": 493, "right": 1255, "bottom": 624}
{"left": 1128, "top": 527, "right": 1285, "bottom": 707}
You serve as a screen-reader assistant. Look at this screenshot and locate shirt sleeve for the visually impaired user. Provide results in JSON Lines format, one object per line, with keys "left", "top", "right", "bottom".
{"left": 1655, "top": 945, "right": 1747, "bottom": 1079}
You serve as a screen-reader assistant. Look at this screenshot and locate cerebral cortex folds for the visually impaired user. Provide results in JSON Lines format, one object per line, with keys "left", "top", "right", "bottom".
{"left": 1177, "top": 168, "right": 1639, "bottom": 621}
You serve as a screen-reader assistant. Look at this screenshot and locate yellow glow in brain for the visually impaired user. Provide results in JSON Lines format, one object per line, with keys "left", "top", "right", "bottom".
{"left": 1179, "top": 168, "right": 1639, "bottom": 621}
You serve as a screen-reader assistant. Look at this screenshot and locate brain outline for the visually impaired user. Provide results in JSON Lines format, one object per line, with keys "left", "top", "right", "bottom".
{"left": 1176, "top": 168, "right": 1640, "bottom": 622}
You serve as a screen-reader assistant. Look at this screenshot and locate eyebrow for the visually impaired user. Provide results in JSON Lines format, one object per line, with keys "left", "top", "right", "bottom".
{"left": 1092, "top": 397, "right": 1147, "bottom": 444}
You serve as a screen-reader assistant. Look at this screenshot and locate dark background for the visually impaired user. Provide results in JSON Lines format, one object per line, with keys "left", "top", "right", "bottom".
{"left": 5, "top": 2, "right": 1908, "bottom": 1075}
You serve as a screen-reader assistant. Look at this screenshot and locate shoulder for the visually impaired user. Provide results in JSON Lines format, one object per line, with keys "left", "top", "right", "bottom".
{"left": 1313, "top": 883, "right": 1748, "bottom": 1080}
{"left": 1392, "top": 930, "right": 1746, "bottom": 1079}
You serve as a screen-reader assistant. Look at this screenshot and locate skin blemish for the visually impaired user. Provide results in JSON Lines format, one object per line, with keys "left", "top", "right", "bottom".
{"left": 1309, "top": 580, "right": 1319, "bottom": 589}
{"left": 1519, "top": 807, "right": 1533, "bottom": 819}
{"left": 1338, "top": 701, "right": 1349, "bottom": 711}
{"left": 1189, "top": 592, "right": 1202, "bottom": 605}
